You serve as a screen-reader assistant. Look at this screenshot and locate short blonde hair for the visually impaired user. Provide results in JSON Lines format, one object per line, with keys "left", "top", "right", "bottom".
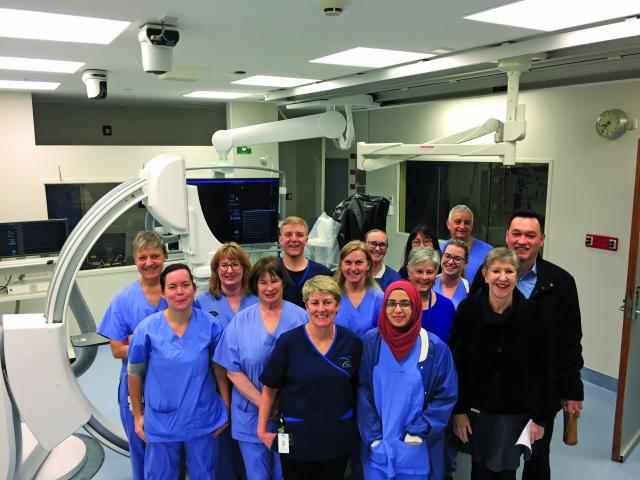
{"left": 334, "top": 240, "right": 378, "bottom": 291}
{"left": 280, "top": 216, "right": 308, "bottom": 235}
{"left": 302, "top": 275, "right": 342, "bottom": 304}
{"left": 209, "top": 242, "right": 251, "bottom": 298}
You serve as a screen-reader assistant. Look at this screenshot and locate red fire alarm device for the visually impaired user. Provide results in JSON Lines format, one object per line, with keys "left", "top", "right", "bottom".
{"left": 585, "top": 233, "right": 618, "bottom": 252}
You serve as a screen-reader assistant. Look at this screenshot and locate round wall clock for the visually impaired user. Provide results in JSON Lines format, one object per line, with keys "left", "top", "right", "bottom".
{"left": 595, "top": 109, "right": 628, "bottom": 140}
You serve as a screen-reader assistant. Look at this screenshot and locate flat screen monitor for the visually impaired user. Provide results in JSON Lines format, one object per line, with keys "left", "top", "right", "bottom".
{"left": 0, "top": 219, "right": 68, "bottom": 259}
{"left": 187, "top": 178, "right": 279, "bottom": 244}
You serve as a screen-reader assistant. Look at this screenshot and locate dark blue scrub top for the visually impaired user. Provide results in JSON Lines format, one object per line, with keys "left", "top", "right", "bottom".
{"left": 260, "top": 324, "right": 362, "bottom": 462}
{"left": 281, "top": 258, "right": 332, "bottom": 308}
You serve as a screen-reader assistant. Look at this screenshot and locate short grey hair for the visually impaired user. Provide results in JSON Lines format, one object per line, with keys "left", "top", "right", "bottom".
{"left": 482, "top": 247, "right": 520, "bottom": 272}
{"left": 448, "top": 204, "right": 474, "bottom": 223}
{"left": 407, "top": 246, "right": 440, "bottom": 269}
{"left": 132, "top": 230, "right": 167, "bottom": 257}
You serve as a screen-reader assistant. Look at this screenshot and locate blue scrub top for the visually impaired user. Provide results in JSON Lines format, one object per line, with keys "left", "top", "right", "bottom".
{"left": 421, "top": 292, "right": 456, "bottom": 343}
{"left": 127, "top": 308, "right": 228, "bottom": 443}
{"left": 260, "top": 324, "right": 362, "bottom": 462}
{"left": 195, "top": 291, "right": 258, "bottom": 330}
{"left": 433, "top": 275, "right": 469, "bottom": 310}
{"left": 97, "top": 280, "right": 168, "bottom": 386}
{"left": 374, "top": 265, "right": 402, "bottom": 292}
{"left": 213, "top": 301, "right": 308, "bottom": 443}
{"left": 335, "top": 287, "right": 383, "bottom": 340}
{"left": 441, "top": 237, "right": 493, "bottom": 282}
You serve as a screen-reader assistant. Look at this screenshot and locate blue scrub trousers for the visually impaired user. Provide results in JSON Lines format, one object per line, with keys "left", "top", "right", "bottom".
{"left": 238, "top": 440, "right": 282, "bottom": 480}
{"left": 118, "top": 378, "right": 145, "bottom": 480}
{"left": 145, "top": 433, "right": 218, "bottom": 480}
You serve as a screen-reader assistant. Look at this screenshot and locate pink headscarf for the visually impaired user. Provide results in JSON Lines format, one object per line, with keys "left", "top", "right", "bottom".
{"left": 378, "top": 280, "right": 422, "bottom": 361}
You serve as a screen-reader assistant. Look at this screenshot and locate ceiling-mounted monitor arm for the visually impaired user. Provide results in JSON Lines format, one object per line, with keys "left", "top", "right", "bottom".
{"left": 211, "top": 110, "right": 347, "bottom": 162}
{"left": 357, "top": 55, "right": 532, "bottom": 171}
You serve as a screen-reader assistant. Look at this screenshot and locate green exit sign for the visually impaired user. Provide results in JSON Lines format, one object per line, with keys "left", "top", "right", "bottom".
{"left": 236, "top": 146, "right": 252, "bottom": 154}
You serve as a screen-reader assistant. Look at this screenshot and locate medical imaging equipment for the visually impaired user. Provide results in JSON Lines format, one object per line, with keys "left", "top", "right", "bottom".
{"left": 187, "top": 178, "right": 280, "bottom": 245}
{"left": 356, "top": 56, "right": 531, "bottom": 172}
{"left": 0, "top": 220, "right": 68, "bottom": 260}
{"left": 0, "top": 110, "right": 349, "bottom": 479}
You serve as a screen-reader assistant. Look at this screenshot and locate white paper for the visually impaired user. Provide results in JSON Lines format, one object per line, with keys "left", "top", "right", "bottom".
{"left": 515, "top": 419, "right": 533, "bottom": 453}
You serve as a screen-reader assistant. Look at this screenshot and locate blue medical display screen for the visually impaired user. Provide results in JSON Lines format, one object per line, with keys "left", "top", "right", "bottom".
{"left": 187, "top": 178, "right": 279, "bottom": 244}
{"left": 0, "top": 219, "right": 68, "bottom": 259}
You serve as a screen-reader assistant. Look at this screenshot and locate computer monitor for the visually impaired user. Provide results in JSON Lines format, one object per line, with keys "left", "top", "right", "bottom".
{"left": 0, "top": 219, "right": 68, "bottom": 259}
{"left": 187, "top": 178, "right": 279, "bottom": 244}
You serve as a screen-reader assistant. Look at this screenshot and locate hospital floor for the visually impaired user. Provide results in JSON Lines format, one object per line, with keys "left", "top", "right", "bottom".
{"left": 77, "top": 346, "right": 640, "bottom": 480}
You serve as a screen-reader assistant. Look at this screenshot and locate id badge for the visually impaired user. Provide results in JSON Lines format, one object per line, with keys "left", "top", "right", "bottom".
{"left": 277, "top": 433, "right": 290, "bottom": 454}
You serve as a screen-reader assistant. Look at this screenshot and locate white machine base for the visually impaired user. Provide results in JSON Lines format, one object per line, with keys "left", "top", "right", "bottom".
{"left": 22, "top": 425, "right": 87, "bottom": 480}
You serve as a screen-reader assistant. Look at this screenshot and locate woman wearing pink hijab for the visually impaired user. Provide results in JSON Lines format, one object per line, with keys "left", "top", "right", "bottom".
{"left": 357, "top": 280, "right": 458, "bottom": 480}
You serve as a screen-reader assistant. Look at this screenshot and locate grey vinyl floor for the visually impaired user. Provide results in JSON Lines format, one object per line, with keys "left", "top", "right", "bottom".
{"left": 76, "top": 346, "right": 640, "bottom": 480}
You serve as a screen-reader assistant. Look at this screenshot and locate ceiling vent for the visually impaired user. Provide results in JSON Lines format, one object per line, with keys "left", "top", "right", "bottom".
{"left": 320, "top": 0, "right": 346, "bottom": 16}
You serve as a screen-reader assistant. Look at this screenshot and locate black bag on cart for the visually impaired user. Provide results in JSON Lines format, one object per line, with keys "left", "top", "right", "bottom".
{"left": 331, "top": 193, "right": 390, "bottom": 249}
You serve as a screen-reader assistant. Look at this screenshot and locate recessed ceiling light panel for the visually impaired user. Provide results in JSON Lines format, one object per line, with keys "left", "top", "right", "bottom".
{"left": 232, "top": 75, "right": 319, "bottom": 87}
{"left": 0, "top": 8, "right": 130, "bottom": 44}
{"left": 183, "top": 91, "right": 251, "bottom": 99}
{"left": 0, "top": 80, "right": 60, "bottom": 90}
{"left": 310, "top": 47, "right": 433, "bottom": 68}
{"left": 0, "top": 56, "right": 84, "bottom": 73}
{"left": 465, "top": 0, "right": 640, "bottom": 32}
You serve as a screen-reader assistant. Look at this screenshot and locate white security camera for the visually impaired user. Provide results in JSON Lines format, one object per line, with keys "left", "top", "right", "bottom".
{"left": 81, "top": 69, "right": 108, "bottom": 99}
{"left": 138, "top": 24, "right": 180, "bottom": 74}
{"left": 320, "top": 0, "right": 347, "bottom": 16}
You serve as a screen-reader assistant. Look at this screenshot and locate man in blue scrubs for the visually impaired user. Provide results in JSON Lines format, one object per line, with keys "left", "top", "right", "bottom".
{"left": 440, "top": 204, "right": 492, "bottom": 282}
{"left": 279, "top": 216, "right": 332, "bottom": 307}
{"left": 97, "top": 231, "right": 168, "bottom": 480}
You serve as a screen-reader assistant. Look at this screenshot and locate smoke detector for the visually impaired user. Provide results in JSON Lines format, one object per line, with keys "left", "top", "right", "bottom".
{"left": 320, "top": 0, "right": 347, "bottom": 17}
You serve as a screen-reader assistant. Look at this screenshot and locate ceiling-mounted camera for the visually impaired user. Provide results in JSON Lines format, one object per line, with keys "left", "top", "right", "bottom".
{"left": 138, "top": 23, "right": 180, "bottom": 74}
{"left": 81, "top": 69, "right": 108, "bottom": 99}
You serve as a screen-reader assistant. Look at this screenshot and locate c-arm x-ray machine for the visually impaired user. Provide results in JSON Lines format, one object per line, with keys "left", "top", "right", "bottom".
{"left": 1, "top": 57, "right": 529, "bottom": 479}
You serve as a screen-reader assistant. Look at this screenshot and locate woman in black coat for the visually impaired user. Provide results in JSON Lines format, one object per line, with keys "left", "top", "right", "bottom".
{"left": 449, "top": 247, "right": 551, "bottom": 480}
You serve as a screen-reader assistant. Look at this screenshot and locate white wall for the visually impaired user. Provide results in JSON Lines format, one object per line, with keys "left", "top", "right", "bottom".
{"left": 362, "top": 80, "right": 640, "bottom": 378}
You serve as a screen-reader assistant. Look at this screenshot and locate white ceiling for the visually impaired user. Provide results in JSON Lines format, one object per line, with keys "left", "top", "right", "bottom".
{"left": 2, "top": 0, "right": 640, "bottom": 107}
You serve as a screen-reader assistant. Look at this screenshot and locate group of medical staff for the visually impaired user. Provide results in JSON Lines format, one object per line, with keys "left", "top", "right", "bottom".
{"left": 97, "top": 208, "right": 557, "bottom": 480}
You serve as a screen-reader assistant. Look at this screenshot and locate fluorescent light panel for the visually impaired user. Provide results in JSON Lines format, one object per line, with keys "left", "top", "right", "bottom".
{"left": 310, "top": 47, "right": 433, "bottom": 68}
{"left": 0, "top": 80, "right": 60, "bottom": 90}
{"left": 0, "top": 56, "right": 84, "bottom": 73}
{"left": 183, "top": 91, "right": 250, "bottom": 99}
{"left": 0, "top": 8, "right": 130, "bottom": 44}
{"left": 232, "top": 75, "right": 318, "bottom": 87}
{"left": 465, "top": 0, "right": 640, "bottom": 32}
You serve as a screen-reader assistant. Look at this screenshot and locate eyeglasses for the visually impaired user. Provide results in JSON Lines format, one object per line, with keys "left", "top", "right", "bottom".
{"left": 385, "top": 300, "right": 413, "bottom": 309}
{"left": 219, "top": 262, "right": 242, "bottom": 271}
{"left": 442, "top": 252, "right": 465, "bottom": 265}
{"left": 366, "top": 241, "right": 388, "bottom": 250}
{"left": 411, "top": 238, "right": 432, "bottom": 247}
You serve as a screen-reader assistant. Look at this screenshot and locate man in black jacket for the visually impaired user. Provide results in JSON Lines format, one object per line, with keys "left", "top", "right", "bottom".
{"left": 470, "top": 209, "right": 584, "bottom": 480}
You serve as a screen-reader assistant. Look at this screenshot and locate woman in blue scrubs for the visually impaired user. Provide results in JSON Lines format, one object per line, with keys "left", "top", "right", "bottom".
{"left": 358, "top": 280, "right": 458, "bottom": 480}
{"left": 128, "top": 263, "right": 229, "bottom": 480}
{"left": 97, "top": 230, "right": 168, "bottom": 480}
{"left": 258, "top": 275, "right": 362, "bottom": 480}
{"left": 196, "top": 242, "right": 258, "bottom": 479}
{"left": 196, "top": 242, "right": 258, "bottom": 328}
{"left": 433, "top": 240, "right": 470, "bottom": 309}
{"left": 214, "top": 256, "right": 308, "bottom": 480}
{"left": 334, "top": 240, "right": 383, "bottom": 340}
{"left": 407, "top": 247, "right": 456, "bottom": 343}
